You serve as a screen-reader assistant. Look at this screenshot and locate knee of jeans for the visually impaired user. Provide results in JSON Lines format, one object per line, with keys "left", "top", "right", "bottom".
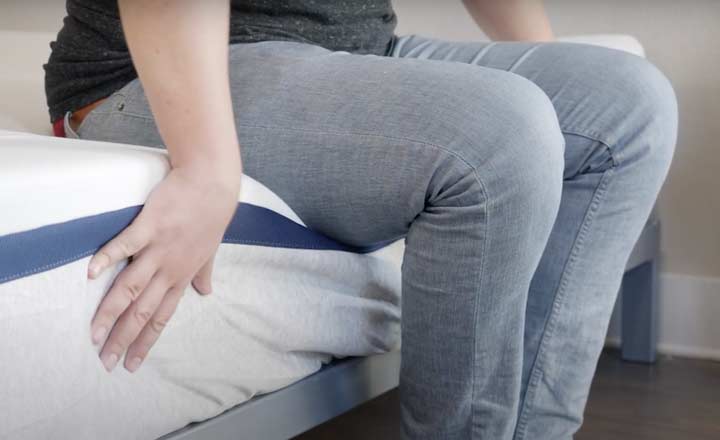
{"left": 419, "top": 68, "right": 564, "bottom": 231}
{"left": 616, "top": 53, "right": 678, "bottom": 174}
{"left": 626, "top": 55, "right": 678, "bottom": 175}
{"left": 469, "top": 73, "right": 564, "bottom": 228}
{"left": 568, "top": 45, "right": 678, "bottom": 175}
{"left": 515, "top": 98, "right": 564, "bottom": 233}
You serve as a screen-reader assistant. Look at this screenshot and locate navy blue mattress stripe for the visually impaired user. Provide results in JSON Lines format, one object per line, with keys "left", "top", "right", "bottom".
{"left": 0, "top": 203, "right": 396, "bottom": 285}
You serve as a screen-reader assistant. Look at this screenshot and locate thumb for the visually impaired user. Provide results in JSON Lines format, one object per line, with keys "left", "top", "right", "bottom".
{"left": 191, "top": 255, "right": 215, "bottom": 296}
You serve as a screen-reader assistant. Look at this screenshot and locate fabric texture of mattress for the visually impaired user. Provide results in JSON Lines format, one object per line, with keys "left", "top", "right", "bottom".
{"left": 0, "top": 130, "right": 403, "bottom": 440}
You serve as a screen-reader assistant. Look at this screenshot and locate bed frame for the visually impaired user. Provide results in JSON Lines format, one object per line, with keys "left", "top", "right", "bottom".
{"left": 160, "top": 351, "right": 401, "bottom": 440}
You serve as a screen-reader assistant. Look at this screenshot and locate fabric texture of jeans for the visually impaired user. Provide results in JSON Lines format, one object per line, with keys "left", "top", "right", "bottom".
{"left": 74, "top": 35, "right": 677, "bottom": 439}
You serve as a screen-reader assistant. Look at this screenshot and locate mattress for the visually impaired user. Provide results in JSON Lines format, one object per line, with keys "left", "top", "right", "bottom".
{"left": 0, "top": 130, "right": 403, "bottom": 440}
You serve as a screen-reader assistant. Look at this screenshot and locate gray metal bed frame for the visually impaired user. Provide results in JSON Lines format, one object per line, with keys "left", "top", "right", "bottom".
{"left": 160, "top": 211, "right": 660, "bottom": 440}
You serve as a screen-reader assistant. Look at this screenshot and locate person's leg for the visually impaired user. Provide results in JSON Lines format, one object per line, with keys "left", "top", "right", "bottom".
{"left": 76, "top": 40, "right": 564, "bottom": 439}
{"left": 392, "top": 36, "right": 677, "bottom": 438}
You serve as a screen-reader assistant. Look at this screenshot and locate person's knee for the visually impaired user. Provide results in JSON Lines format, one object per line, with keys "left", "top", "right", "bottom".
{"left": 563, "top": 44, "right": 678, "bottom": 173}
{"left": 429, "top": 70, "right": 565, "bottom": 243}
{"left": 506, "top": 77, "right": 564, "bottom": 233}
{"left": 462, "top": 71, "right": 564, "bottom": 228}
{"left": 611, "top": 51, "right": 678, "bottom": 172}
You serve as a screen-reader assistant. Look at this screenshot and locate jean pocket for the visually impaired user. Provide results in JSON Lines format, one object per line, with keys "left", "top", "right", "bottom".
{"left": 63, "top": 111, "right": 81, "bottom": 139}
{"left": 71, "top": 81, "right": 139, "bottom": 138}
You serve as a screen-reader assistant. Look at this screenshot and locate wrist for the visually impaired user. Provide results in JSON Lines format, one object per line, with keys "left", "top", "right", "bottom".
{"left": 173, "top": 159, "right": 242, "bottom": 197}
{"left": 170, "top": 139, "right": 242, "bottom": 187}
{"left": 164, "top": 123, "right": 242, "bottom": 182}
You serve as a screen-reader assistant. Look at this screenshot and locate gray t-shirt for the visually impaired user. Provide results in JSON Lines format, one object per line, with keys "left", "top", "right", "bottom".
{"left": 44, "top": 0, "right": 397, "bottom": 122}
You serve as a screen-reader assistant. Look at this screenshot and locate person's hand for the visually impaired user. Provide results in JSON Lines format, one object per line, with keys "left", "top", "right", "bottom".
{"left": 88, "top": 165, "right": 240, "bottom": 373}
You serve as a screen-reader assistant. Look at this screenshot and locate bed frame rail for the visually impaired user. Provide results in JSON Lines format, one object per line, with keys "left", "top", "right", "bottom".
{"left": 160, "top": 350, "right": 401, "bottom": 440}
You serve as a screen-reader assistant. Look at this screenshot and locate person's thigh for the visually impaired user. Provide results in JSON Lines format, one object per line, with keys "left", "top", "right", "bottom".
{"left": 77, "top": 40, "right": 566, "bottom": 439}
{"left": 392, "top": 35, "right": 677, "bottom": 439}
{"left": 77, "top": 40, "right": 562, "bottom": 249}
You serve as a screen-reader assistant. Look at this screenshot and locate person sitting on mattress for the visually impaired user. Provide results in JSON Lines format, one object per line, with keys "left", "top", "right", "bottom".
{"left": 43, "top": 1, "right": 677, "bottom": 438}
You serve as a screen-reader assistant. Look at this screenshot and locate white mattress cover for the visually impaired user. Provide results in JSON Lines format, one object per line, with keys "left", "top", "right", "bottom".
{"left": 0, "top": 131, "right": 403, "bottom": 440}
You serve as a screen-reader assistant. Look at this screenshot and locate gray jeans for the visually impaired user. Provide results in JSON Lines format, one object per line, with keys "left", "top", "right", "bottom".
{"left": 72, "top": 35, "right": 677, "bottom": 439}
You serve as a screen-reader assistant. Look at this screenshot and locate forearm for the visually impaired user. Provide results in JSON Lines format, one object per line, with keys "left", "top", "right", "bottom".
{"left": 118, "top": 0, "right": 241, "bottom": 182}
{"left": 462, "top": 0, "right": 554, "bottom": 42}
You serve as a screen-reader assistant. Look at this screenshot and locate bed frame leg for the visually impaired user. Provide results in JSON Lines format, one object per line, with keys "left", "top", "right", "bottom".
{"left": 620, "top": 260, "right": 658, "bottom": 363}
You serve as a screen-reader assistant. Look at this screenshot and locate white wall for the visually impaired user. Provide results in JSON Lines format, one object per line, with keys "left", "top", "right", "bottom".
{"left": 0, "top": 1, "right": 65, "bottom": 33}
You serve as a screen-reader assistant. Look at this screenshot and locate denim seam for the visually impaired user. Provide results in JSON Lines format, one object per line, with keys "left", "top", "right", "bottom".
{"left": 74, "top": 91, "right": 127, "bottom": 119}
{"left": 469, "top": 162, "right": 490, "bottom": 440}
{"left": 514, "top": 166, "right": 615, "bottom": 440}
{"left": 78, "top": 110, "right": 114, "bottom": 118}
{"left": 561, "top": 126, "right": 620, "bottom": 168}
{"left": 95, "top": 110, "right": 155, "bottom": 121}
{"left": 91, "top": 109, "right": 486, "bottom": 176}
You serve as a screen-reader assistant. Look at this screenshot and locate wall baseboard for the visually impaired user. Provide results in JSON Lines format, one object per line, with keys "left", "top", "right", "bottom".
{"left": 606, "top": 272, "right": 720, "bottom": 361}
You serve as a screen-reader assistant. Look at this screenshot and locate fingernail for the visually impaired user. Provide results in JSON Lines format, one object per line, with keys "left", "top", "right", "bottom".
{"left": 88, "top": 263, "right": 100, "bottom": 279}
{"left": 192, "top": 280, "right": 211, "bottom": 295}
{"left": 126, "top": 357, "right": 143, "bottom": 373}
{"left": 92, "top": 327, "right": 107, "bottom": 345}
{"left": 101, "top": 353, "right": 118, "bottom": 372}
